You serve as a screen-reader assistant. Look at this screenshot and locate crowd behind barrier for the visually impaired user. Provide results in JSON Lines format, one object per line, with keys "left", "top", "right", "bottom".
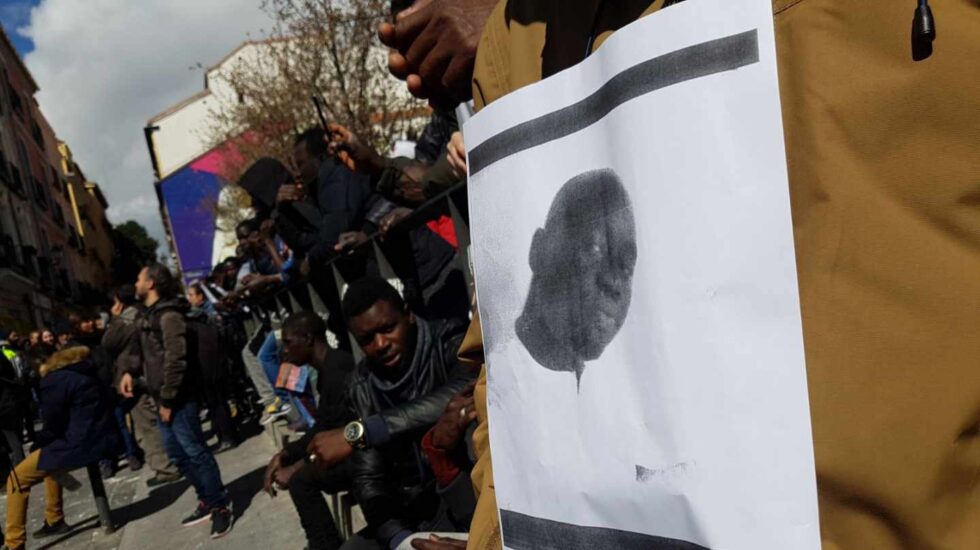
{"left": 0, "top": 0, "right": 971, "bottom": 549}
{"left": 0, "top": 106, "right": 479, "bottom": 548}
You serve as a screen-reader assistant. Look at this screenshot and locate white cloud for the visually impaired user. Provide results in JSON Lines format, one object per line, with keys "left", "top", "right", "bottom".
{"left": 105, "top": 194, "right": 155, "bottom": 224}
{"left": 22, "top": 0, "right": 270, "bottom": 254}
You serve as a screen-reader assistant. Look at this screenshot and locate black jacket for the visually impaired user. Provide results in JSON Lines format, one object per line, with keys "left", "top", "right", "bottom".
{"left": 36, "top": 346, "right": 120, "bottom": 471}
{"left": 0, "top": 352, "right": 26, "bottom": 431}
{"left": 346, "top": 318, "right": 475, "bottom": 545}
{"left": 306, "top": 158, "right": 373, "bottom": 265}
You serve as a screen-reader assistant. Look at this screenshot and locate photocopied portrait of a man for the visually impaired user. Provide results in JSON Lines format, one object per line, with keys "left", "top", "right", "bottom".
{"left": 515, "top": 168, "right": 637, "bottom": 386}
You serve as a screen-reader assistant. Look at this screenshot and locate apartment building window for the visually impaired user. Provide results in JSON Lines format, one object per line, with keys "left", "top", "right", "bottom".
{"left": 16, "top": 141, "right": 34, "bottom": 202}
{"left": 52, "top": 205, "right": 65, "bottom": 228}
{"left": 9, "top": 165, "right": 24, "bottom": 196}
{"left": 31, "top": 120, "right": 43, "bottom": 150}
{"left": 32, "top": 177, "right": 48, "bottom": 210}
{"left": 7, "top": 85, "right": 20, "bottom": 115}
{"left": 67, "top": 225, "right": 79, "bottom": 249}
{"left": 0, "top": 147, "right": 9, "bottom": 186}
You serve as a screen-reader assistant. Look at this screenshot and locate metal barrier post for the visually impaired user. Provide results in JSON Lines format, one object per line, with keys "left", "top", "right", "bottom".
{"left": 448, "top": 196, "right": 474, "bottom": 302}
{"left": 86, "top": 464, "right": 115, "bottom": 534}
{"left": 332, "top": 265, "right": 365, "bottom": 363}
{"left": 372, "top": 241, "right": 405, "bottom": 298}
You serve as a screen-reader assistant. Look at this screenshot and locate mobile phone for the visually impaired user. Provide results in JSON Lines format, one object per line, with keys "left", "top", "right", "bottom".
{"left": 311, "top": 94, "right": 330, "bottom": 132}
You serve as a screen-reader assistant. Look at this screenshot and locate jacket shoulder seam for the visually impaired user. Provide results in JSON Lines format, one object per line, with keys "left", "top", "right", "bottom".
{"left": 774, "top": 0, "right": 806, "bottom": 15}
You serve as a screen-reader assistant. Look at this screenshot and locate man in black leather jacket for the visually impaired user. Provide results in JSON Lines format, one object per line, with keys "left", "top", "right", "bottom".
{"left": 338, "top": 277, "right": 475, "bottom": 550}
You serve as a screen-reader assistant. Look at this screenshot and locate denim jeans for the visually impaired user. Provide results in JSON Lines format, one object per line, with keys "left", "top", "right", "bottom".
{"left": 257, "top": 330, "right": 290, "bottom": 401}
{"left": 241, "top": 330, "right": 279, "bottom": 405}
{"left": 114, "top": 398, "right": 141, "bottom": 457}
{"left": 157, "top": 401, "right": 227, "bottom": 509}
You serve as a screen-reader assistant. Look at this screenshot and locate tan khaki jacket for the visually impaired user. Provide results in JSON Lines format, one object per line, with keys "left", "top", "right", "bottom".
{"left": 465, "top": 1, "right": 980, "bottom": 549}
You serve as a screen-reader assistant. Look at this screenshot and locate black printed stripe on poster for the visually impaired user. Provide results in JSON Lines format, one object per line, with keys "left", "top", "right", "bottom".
{"left": 500, "top": 509, "right": 712, "bottom": 550}
{"left": 468, "top": 29, "right": 760, "bottom": 176}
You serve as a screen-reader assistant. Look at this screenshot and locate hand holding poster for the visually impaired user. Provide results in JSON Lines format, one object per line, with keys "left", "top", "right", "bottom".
{"left": 464, "top": 1, "right": 820, "bottom": 548}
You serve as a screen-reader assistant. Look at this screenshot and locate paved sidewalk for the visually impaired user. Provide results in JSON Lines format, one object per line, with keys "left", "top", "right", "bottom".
{"left": 117, "top": 426, "right": 304, "bottom": 550}
{"left": 3, "top": 421, "right": 305, "bottom": 550}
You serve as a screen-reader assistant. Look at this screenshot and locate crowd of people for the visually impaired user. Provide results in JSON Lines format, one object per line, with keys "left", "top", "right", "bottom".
{"left": 0, "top": 1, "right": 974, "bottom": 550}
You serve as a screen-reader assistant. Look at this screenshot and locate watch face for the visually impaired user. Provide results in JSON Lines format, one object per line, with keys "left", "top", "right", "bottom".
{"left": 345, "top": 422, "right": 362, "bottom": 443}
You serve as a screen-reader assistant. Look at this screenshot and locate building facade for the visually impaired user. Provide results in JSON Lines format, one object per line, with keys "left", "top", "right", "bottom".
{"left": 0, "top": 29, "right": 115, "bottom": 331}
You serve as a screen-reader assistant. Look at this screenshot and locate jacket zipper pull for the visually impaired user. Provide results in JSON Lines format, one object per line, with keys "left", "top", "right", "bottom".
{"left": 912, "top": 0, "right": 936, "bottom": 61}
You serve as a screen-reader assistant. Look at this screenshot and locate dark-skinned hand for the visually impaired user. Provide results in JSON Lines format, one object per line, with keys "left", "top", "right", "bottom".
{"left": 326, "top": 123, "right": 384, "bottom": 176}
{"left": 259, "top": 218, "right": 277, "bottom": 240}
{"left": 306, "top": 428, "right": 354, "bottom": 468}
{"left": 276, "top": 183, "right": 305, "bottom": 204}
{"left": 431, "top": 381, "right": 478, "bottom": 451}
{"left": 274, "top": 459, "right": 303, "bottom": 491}
{"left": 378, "top": 0, "right": 497, "bottom": 105}
{"left": 410, "top": 535, "right": 468, "bottom": 550}
{"left": 263, "top": 452, "right": 284, "bottom": 497}
{"left": 379, "top": 207, "right": 412, "bottom": 237}
{"left": 334, "top": 231, "right": 369, "bottom": 253}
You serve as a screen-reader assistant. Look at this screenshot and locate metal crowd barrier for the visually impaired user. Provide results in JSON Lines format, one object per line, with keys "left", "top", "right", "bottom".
{"left": 239, "top": 183, "right": 471, "bottom": 361}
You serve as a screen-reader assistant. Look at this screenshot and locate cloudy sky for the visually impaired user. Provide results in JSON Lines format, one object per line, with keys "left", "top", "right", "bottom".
{"left": 0, "top": 0, "right": 270, "bottom": 252}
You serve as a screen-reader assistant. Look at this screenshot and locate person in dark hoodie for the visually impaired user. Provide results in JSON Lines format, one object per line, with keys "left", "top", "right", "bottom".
{"left": 132, "top": 263, "right": 233, "bottom": 539}
{"left": 237, "top": 157, "right": 321, "bottom": 259}
{"left": 1, "top": 343, "right": 120, "bottom": 550}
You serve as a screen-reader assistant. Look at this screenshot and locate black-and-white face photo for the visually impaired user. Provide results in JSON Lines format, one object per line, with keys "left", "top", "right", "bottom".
{"left": 516, "top": 168, "right": 637, "bottom": 383}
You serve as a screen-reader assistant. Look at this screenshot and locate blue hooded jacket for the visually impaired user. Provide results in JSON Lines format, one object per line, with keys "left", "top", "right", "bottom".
{"left": 37, "top": 346, "right": 120, "bottom": 471}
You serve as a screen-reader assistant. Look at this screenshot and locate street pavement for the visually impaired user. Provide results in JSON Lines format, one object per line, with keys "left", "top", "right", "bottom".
{"left": 3, "top": 419, "right": 307, "bottom": 550}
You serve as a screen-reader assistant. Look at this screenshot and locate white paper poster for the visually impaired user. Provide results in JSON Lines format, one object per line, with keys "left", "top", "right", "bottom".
{"left": 463, "top": 1, "right": 820, "bottom": 548}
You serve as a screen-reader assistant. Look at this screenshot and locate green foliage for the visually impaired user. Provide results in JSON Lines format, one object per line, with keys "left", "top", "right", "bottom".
{"left": 111, "top": 220, "right": 159, "bottom": 285}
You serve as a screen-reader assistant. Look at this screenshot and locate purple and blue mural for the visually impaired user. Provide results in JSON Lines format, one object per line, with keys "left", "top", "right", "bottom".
{"left": 158, "top": 150, "right": 230, "bottom": 285}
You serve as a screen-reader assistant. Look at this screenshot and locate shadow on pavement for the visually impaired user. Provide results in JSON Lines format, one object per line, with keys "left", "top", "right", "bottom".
{"left": 36, "top": 515, "right": 101, "bottom": 550}
{"left": 236, "top": 418, "right": 264, "bottom": 441}
{"left": 205, "top": 417, "right": 263, "bottom": 454}
{"left": 226, "top": 465, "right": 266, "bottom": 522}
{"left": 111, "top": 478, "right": 192, "bottom": 528}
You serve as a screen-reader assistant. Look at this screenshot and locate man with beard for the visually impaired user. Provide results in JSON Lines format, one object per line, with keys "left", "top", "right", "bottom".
{"left": 131, "top": 263, "right": 233, "bottom": 538}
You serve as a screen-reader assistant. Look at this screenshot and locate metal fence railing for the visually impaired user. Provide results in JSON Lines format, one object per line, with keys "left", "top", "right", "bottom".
{"left": 236, "top": 183, "right": 471, "bottom": 361}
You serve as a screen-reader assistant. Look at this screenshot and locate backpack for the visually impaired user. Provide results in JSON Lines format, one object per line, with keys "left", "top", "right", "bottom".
{"left": 147, "top": 305, "right": 227, "bottom": 387}
{"left": 184, "top": 310, "right": 228, "bottom": 384}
